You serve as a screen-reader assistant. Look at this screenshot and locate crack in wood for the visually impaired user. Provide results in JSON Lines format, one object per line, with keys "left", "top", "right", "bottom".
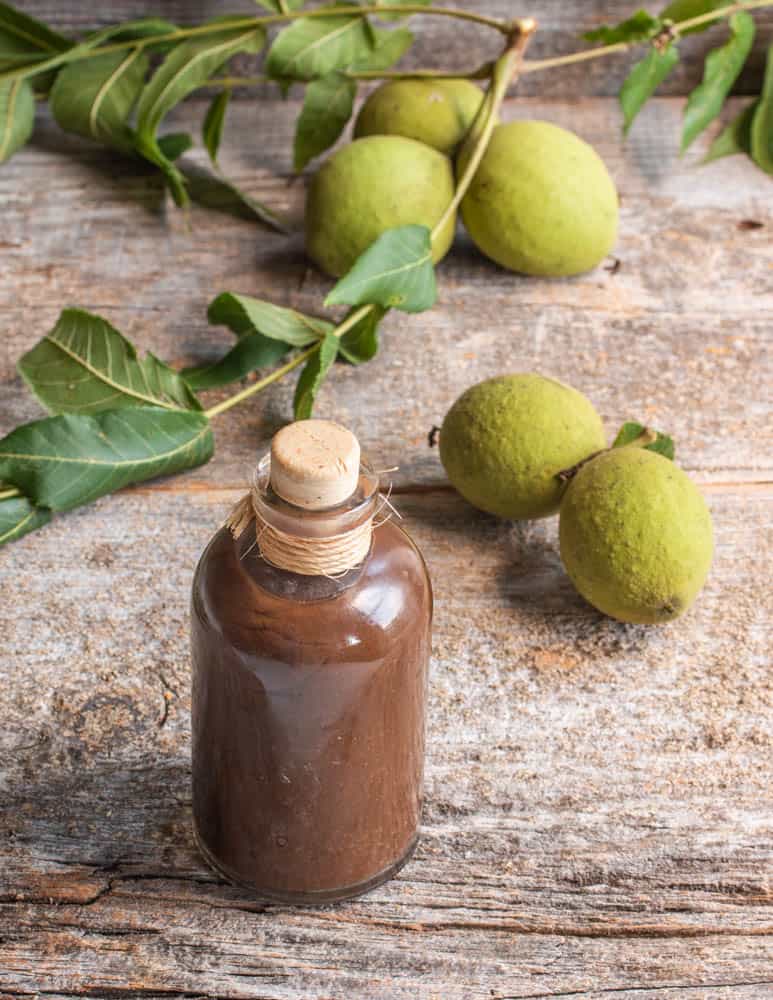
{"left": 500, "top": 980, "right": 773, "bottom": 999}
{"left": 0, "top": 990, "right": 237, "bottom": 1000}
{"left": 34, "top": 920, "right": 162, "bottom": 938}
{"left": 6, "top": 882, "right": 771, "bottom": 940}
{"left": 5, "top": 870, "right": 771, "bottom": 939}
{"left": 311, "top": 911, "right": 773, "bottom": 939}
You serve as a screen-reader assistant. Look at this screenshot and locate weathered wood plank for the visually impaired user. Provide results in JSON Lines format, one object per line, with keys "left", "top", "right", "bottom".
{"left": 0, "top": 486, "right": 771, "bottom": 996}
{"left": 1, "top": 98, "right": 771, "bottom": 486}
{"left": 15, "top": 0, "right": 773, "bottom": 96}
{"left": 1, "top": 64, "right": 771, "bottom": 998}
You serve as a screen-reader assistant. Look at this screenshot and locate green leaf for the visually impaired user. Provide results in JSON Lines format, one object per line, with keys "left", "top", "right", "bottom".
{"left": 183, "top": 336, "right": 291, "bottom": 392}
{"left": 293, "top": 332, "right": 339, "bottom": 419}
{"left": 254, "top": 0, "right": 306, "bottom": 12}
{"left": 133, "top": 132, "right": 188, "bottom": 206}
{"left": 203, "top": 87, "right": 230, "bottom": 164}
{"left": 136, "top": 24, "right": 267, "bottom": 138}
{"left": 294, "top": 72, "right": 356, "bottom": 171}
{"left": 703, "top": 99, "right": 756, "bottom": 162}
{"left": 349, "top": 26, "right": 412, "bottom": 71}
{"left": 338, "top": 305, "right": 385, "bottom": 364}
{"left": 134, "top": 22, "right": 266, "bottom": 205}
{"left": 49, "top": 49, "right": 149, "bottom": 151}
{"left": 750, "top": 43, "right": 773, "bottom": 174}
{"left": 0, "top": 4, "right": 68, "bottom": 94}
{"left": 157, "top": 131, "right": 193, "bottom": 160}
{"left": 583, "top": 10, "right": 661, "bottom": 44}
{"left": 62, "top": 23, "right": 183, "bottom": 140}
{"left": 619, "top": 43, "right": 680, "bottom": 135}
{"left": 0, "top": 76, "right": 33, "bottom": 162}
{"left": 0, "top": 2, "right": 71, "bottom": 67}
{"left": 373, "top": 0, "right": 429, "bottom": 22}
{"left": 648, "top": 434, "right": 676, "bottom": 460}
{"left": 613, "top": 421, "right": 675, "bottom": 460}
{"left": 659, "top": 0, "right": 728, "bottom": 36}
{"left": 681, "top": 12, "right": 755, "bottom": 152}
{"left": 181, "top": 164, "right": 288, "bottom": 232}
{"left": 266, "top": 8, "right": 375, "bottom": 83}
{"left": 183, "top": 293, "right": 332, "bottom": 391}
{"left": 0, "top": 494, "right": 51, "bottom": 547}
{"left": 0, "top": 408, "right": 213, "bottom": 512}
{"left": 18, "top": 308, "right": 201, "bottom": 415}
{"left": 208, "top": 292, "right": 331, "bottom": 345}
{"left": 1, "top": 39, "right": 139, "bottom": 116}
{"left": 0, "top": 45, "right": 45, "bottom": 73}
{"left": 325, "top": 224, "right": 436, "bottom": 313}
{"left": 0, "top": 18, "right": 170, "bottom": 98}
{"left": 89, "top": 18, "right": 178, "bottom": 47}
{"left": 220, "top": 182, "right": 285, "bottom": 230}
{"left": 612, "top": 422, "right": 647, "bottom": 448}
{"left": 139, "top": 132, "right": 193, "bottom": 205}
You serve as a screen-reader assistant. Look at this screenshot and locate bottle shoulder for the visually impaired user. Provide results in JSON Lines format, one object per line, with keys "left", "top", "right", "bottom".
{"left": 192, "top": 519, "right": 432, "bottom": 655}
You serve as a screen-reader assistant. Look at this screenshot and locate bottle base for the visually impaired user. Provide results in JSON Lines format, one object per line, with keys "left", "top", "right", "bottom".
{"left": 193, "top": 824, "right": 419, "bottom": 906}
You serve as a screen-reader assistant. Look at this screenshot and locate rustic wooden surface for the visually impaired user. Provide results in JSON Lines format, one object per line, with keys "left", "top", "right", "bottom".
{"left": 1, "top": 43, "right": 772, "bottom": 1000}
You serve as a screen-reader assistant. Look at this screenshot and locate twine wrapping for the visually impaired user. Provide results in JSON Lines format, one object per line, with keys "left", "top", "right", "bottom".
{"left": 226, "top": 488, "right": 373, "bottom": 577}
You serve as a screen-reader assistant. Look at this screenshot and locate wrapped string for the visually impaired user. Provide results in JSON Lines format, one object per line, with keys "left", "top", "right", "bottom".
{"left": 225, "top": 470, "right": 395, "bottom": 576}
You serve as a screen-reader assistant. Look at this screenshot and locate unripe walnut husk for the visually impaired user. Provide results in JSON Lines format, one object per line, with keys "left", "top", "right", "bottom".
{"left": 354, "top": 78, "right": 487, "bottom": 155}
{"left": 305, "top": 135, "right": 456, "bottom": 278}
{"left": 459, "top": 120, "right": 619, "bottom": 277}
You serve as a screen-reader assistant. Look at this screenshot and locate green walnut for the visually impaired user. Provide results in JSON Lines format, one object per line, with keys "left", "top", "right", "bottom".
{"left": 439, "top": 373, "right": 606, "bottom": 520}
{"left": 305, "top": 135, "right": 456, "bottom": 278}
{"left": 559, "top": 447, "right": 714, "bottom": 624}
{"left": 354, "top": 79, "right": 486, "bottom": 155}
{"left": 459, "top": 120, "right": 619, "bottom": 276}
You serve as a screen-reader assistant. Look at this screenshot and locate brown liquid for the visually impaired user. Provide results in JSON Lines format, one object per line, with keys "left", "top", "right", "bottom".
{"left": 190, "top": 518, "right": 432, "bottom": 904}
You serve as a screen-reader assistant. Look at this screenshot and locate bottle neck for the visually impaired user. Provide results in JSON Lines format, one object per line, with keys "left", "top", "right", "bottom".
{"left": 226, "top": 454, "right": 380, "bottom": 578}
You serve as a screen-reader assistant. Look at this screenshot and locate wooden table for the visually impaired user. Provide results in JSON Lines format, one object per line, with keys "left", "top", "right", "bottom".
{"left": 1, "top": 3, "right": 772, "bottom": 997}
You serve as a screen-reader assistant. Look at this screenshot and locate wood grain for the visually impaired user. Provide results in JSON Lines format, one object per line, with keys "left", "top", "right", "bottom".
{"left": 14, "top": 0, "right": 773, "bottom": 97}
{"left": 0, "top": 487, "right": 771, "bottom": 998}
{"left": 0, "top": 51, "right": 771, "bottom": 1000}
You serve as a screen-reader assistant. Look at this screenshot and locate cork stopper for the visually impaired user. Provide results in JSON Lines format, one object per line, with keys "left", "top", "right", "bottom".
{"left": 270, "top": 419, "right": 361, "bottom": 510}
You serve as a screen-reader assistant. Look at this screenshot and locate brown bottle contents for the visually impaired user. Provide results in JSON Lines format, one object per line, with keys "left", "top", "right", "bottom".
{"left": 190, "top": 420, "right": 432, "bottom": 903}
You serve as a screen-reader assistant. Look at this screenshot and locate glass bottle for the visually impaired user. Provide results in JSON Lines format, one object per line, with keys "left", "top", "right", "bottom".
{"left": 190, "top": 419, "right": 432, "bottom": 904}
